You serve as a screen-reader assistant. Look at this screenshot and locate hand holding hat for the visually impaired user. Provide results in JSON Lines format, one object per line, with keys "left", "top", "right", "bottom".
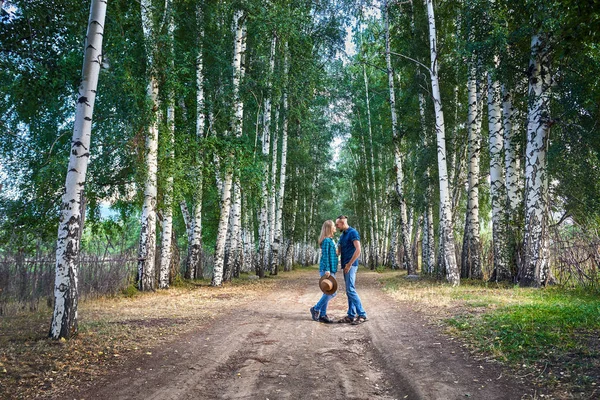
{"left": 319, "top": 274, "right": 337, "bottom": 295}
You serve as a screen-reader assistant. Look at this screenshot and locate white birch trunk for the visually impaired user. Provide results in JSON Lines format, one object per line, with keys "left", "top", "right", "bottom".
{"left": 521, "top": 33, "right": 552, "bottom": 287}
{"left": 274, "top": 42, "right": 289, "bottom": 274}
{"left": 159, "top": 15, "right": 176, "bottom": 289}
{"left": 50, "top": 0, "right": 107, "bottom": 340}
{"left": 137, "top": 0, "right": 160, "bottom": 292}
{"left": 461, "top": 60, "right": 482, "bottom": 279}
{"left": 269, "top": 106, "right": 279, "bottom": 274}
{"left": 502, "top": 85, "right": 522, "bottom": 215}
{"left": 186, "top": 1, "right": 206, "bottom": 280}
{"left": 258, "top": 34, "right": 276, "bottom": 277}
{"left": 213, "top": 10, "right": 247, "bottom": 286}
{"left": 488, "top": 57, "right": 509, "bottom": 281}
{"left": 384, "top": 30, "right": 412, "bottom": 271}
{"left": 212, "top": 170, "right": 233, "bottom": 286}
{"left": 227, "top": 10, "right": 247, "bottom": 278}
{"left": 425, "top": 0, "right": 459, "bottom": 285}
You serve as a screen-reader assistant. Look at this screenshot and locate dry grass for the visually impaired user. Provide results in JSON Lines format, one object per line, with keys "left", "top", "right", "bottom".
{"left": 0, "top": 275, "right": 277, "bottom": 399}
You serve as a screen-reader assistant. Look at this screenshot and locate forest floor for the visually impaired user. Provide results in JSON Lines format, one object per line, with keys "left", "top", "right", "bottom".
{"left": 0, "top": 267, "right": 595, "bottom": 399}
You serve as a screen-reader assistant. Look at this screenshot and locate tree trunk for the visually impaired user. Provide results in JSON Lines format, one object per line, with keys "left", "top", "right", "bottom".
{"left": 274, "top": 42, "right": 289, "bottom": 275}
{"left": 50, "top": 0, "right": 107, "bottom": 340}
{"left": 384, "top": 1, "right": 413, "bottom": 274}
{"left": 226, "top": 10, "right": 247, "bottom": 280}
{"left": 137, "top": 0, "right": 162, "bottom": 292}
{"left": 425, "top": 0, "right": 459, "bottom": 285}
{"left": 520, "top": 33, "right": 552, "bottom": 287}
{"left": 258, "top": 34, "right": 276, "bottom": 278}
{"left": 186, "top": 1, "right": 206, "bottom": 280}
{"left": 461, "top": 60, "right": 482, "bottom": 279}
{"left": 159, "top": 14, "right": 176, "bottom": 289}
{"left": 502, "top": 83, "right": 522, "bottom": 278}
{"left": 488, "top": 57, "right": 509, "bottom": 282}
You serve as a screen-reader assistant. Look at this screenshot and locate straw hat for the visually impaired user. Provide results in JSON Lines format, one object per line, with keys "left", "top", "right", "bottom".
{"left": 319, "top": 274, "right": 338, "bottom": 295}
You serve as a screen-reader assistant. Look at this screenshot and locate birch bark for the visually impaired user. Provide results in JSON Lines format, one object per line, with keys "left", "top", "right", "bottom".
{"left": 384, "top": 0, "right": 413, "bottom": 274}
{"left": 50, "top": 0, "right": 107, "bottom": 340}
{"left": 425, "top": 0, "right": 459, "bottom": 285}
{"left": 273, "top": 42, "right": 289, "bottom": 275}
{"left": 502, "top": 83, "right": 522, "bottom": 278}
{"left": 227, "top": 10, "right": 247, "bottom": 279}
{"left": 460, "top": 60, "right": 482, "bottom": 279}
{"left": 521, "top": 34, "right": 552, "bottom": 287}
{"left": 488, "top": 57, "right": 510, "bottom": 281}
{"left": 258, "top": 34, "right": 276, "bottom": 277}
{"left": 159, "top": 12, "right": 175, "bottom": 289}
{"left": 212, "top": 10, "right": 247, "bottom": 286}
{"left": 186, "top": 2, "right": 206, "bottom": 280}
{"left": 138, "top": 0, "right": 160, "bottom": 292}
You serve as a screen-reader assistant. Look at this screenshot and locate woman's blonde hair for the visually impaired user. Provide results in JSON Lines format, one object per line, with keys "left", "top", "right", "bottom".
{"left": 318, "top": 220, "right": 336, "bottom": 245}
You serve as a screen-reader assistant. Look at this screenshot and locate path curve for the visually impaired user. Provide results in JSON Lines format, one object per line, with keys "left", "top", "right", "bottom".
{"left": 73, "top": 270, "right": 536, "bottom": 400}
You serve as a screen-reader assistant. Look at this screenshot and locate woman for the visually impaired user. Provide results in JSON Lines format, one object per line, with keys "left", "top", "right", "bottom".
{"left": 310, "top": 220, "right": 338, "bottom": 323}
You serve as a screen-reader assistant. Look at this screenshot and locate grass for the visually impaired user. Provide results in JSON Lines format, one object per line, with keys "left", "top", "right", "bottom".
{"left": 380, "top": 271, "right": 600, "bottom": 398}
{"left": 0, "top": 273, "right": 278, "bottom": 399}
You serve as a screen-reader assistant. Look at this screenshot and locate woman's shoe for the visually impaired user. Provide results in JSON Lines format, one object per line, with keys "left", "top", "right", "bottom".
{"left": 310, "top": 307, "right": 320, "bottom": 321}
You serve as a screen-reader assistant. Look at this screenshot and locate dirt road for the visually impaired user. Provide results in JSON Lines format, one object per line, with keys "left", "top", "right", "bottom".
{"left": 74, "top": 270, "right": 538, "bottom": 400}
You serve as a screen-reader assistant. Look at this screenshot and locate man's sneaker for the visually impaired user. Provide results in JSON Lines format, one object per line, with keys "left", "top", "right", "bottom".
{"left": 319, "top": 315, "right": 334, "bottom": 324}
{"left": 310, "top": 307, "right": 320, "bottom": 321}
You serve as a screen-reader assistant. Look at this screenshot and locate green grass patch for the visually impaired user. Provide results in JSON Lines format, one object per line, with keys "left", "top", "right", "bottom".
{"left": 447, "top": 289, "right": 600, "bottom": 364}
{"left": 380, "top": 271, "right": 600, "bottom": 394}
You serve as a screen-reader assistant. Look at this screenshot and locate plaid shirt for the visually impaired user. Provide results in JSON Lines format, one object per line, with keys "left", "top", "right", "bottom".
{"left": 320, "top": 237, "right": 338, "bottom": 273}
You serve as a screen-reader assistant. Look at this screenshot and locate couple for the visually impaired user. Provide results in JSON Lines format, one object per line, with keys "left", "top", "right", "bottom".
{"left": 310, "top": 215, "right": 368, "bottom": 325}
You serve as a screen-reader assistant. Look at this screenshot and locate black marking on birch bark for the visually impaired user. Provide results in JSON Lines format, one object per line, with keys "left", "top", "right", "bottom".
{"left": 90, "top": 21, "right": 104, "bottom": 29}
{"left": 78, "top": 96, "right": 88, "bottom": 104}
{"left": 77, "top": 152, "right": 90, "bottom": 159}
{"left": 84, "top": 117, "right": 92, "bottom": 121}
{"left": 72, "top": 141, "right": 88, "bottom": 150}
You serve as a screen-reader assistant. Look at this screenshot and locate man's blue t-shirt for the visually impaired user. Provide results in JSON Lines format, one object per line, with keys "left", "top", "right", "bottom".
{"left": 338, "top": 226, "right": 360, "bottom": 267}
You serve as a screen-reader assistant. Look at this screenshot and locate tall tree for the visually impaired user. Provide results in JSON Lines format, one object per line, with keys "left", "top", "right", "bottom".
{"left": 384, "top": 0, "right": 413, "bottom": 274}
{"left": 520, "top": 33, "right": 552, "bottom": 287}
{"left": 425, "top": 0, "right": 459, "bottom": 285}
{"left": 50, "top": 0, "right": 107, "bottom": 340}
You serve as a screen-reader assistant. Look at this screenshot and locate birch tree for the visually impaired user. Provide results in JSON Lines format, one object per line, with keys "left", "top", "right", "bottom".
{"left": 138, "top": 0, "right": 161, "bottom": 291}
{"left": 257, "top": 34, "right": 276, "bottom": 278}
{"left": 226, "top": 10, "right": 247, "bottom": 279}
{"left": 159, "top": 6, "right": 175, "bottom": 289}
{"left": 488, "top": 57, "right": 510, "bottom": 281}
{"left": 50, "top": 0, "right": 107, "bottom": 339}
{"left": 460, "top": 61, "right": 482, "bottom": 279}
{"left": 425, "top": 0, "right": 459, "bottom": 285}
{"left": 212, "top": 9, "right": 247, "bottom": 287}
{"left": 520, "top": 33, "right": 552, "bottom": 287}
{"left": 185, "top": 2, "right": 206, "bottom": 280}
{"left": 273, "top": 42, "right": 289, "bottom": 275}
{"left": 384, "top": 0, "right": 413, "bottom": 273}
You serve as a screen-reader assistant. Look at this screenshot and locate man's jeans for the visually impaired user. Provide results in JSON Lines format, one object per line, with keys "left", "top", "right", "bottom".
{"left": 344, "top": 265, "right": 366, "bottom": 318}
{"left": 314, "top": 271, "right": 336, "bottom": 316}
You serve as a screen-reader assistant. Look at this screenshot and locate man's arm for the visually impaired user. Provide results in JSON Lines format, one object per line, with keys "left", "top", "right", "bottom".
{"left": 343, "top": 240, "right": 361, "bottom": 273}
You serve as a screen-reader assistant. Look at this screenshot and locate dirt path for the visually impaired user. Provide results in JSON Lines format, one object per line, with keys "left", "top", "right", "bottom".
{"left": 73, "top": 270, "right": 538, "bottom": 400}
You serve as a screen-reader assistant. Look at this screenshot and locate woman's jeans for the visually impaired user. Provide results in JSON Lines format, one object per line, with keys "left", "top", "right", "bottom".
{"left": 314, "top": 271, "right": 336, "bottom": 316}
{"left": 343, "top": 265, "right": 366, "bottom": 318}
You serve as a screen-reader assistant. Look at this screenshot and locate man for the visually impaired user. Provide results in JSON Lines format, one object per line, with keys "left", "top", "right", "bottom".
{"left": 335, "top": 215, "right": 367, "bottom": 325}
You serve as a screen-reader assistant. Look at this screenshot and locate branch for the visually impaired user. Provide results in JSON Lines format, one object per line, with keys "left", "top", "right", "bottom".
{"left": 389, "top": 51, "right": 431, "bottom": 75}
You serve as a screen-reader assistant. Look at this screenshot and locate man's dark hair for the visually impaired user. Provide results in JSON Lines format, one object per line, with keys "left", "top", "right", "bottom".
{"left": 337, "top": 215, "right": 347, "bottom": 220}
